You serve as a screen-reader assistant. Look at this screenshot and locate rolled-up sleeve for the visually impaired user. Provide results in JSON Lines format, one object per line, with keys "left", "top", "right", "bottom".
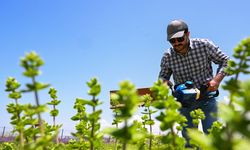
{"left": 159, "top": 52, "right": 172, "bottom": 81}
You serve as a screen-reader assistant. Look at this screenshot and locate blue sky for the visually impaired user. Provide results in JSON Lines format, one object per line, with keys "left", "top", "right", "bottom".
{"left": 1, "top": 0, "right": 249, "bottom": 135}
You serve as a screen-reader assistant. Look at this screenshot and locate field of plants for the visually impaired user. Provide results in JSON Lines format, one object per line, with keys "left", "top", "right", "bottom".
{"left": 0, "top": 37, "right": 250, "bottom": 150}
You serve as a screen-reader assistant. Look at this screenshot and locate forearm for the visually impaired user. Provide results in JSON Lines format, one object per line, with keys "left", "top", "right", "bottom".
{"left": 208, "top": 72, "right": 226, "bottom": 91}
{"left": 213, "top": 72, "right": 226, "bottom": 83}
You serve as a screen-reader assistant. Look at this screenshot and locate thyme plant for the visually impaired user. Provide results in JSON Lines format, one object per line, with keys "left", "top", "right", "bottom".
{"left": 20, "top": 51, "right": 50, "bottom": 137}
{"left": 110, "top": 96, "right": 122, "bottom": 150}
{"left": 108, "top": 81, "right": 145, "bottom": 150}
{"left": 71, "top": 98, "right": 90, "bottom": 149}
{"left": 5, "top": 51, "right": 59, "bottom": 150}
{"left": 141, "top": 94, "right": 157, "bottom": 150}
{"left": 47, "top": 87, "right": 62, "bottom": 144}
{"left": 151, "top": 80, "right": 187, "bottom": 150}
{"left": 190, "top": 109, "right": 205, "bottom": 127}
{"left": 5, "top": 77, "right": 24, "bottom": 149}
{"left": 71, "top": 78, "right": 103, "bottom": 150}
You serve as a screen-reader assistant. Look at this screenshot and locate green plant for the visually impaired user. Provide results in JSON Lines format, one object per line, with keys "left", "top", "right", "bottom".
{"left": 188, "top": 37, "right": 250, "bottom": 150}
{"left": 5, "top": 77, "right": 24, "bottom": 149}
{"left": 108, "top": 81, "right": 146, "bottom": 150}
{"left": 71, "top": 98, "right": 90, "bottom": 149}
{"left": 47, "top": 88, "right": 61, "bottom": 127}
{"left": 2, "top": 37, "right": 250, "bottom": 150}
{"left": 20, "top": 51, "right": 50, "bottom": 137}
{"left": 0, "top": 142, "right": 15, "bottom": 150}
{"left": 5, "top": 51, "right": 61, "bottom": 150}
{"left": 190, "top": 109, "right": 205, "bottom": 127}
{"left": 47, "top": 87, "right": 62, "bottom": 143}
{"left": 86, "top": 78, "right": 103, "bottom": 150}
{"left": 151, "top": 79, "right": 187, "bottom": 150}
{"left": 110, "top": 95, "right": 123, "bottom": 150}
{"left": 188, "top": 108, "right": 205, "bottom": 149}
{"left": 71, "top": 78, "right": 103, "bottom": 150}
{"left": 141, "top": 94, "right": 157, "bottom": 150}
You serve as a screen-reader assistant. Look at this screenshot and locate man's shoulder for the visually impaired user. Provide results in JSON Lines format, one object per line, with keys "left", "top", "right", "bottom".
{"left": 162, "top": 50, "right": 171, "bottom": 57}
{"left": 161, "top": 49, "right": 175, "bottom": 62}
{"left": 190, "top": 38, "right": 215, "bottom": 48}
{"left": 190, "top": 38, "right": 211, "bottom": 44}
{"left": 163, "top": 48, "right": 176, "bottom": 57}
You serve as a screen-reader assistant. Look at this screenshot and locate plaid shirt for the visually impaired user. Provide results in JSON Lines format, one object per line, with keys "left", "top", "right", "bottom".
{"left": 159, "top": 38, "right": 229, "bottom": 88}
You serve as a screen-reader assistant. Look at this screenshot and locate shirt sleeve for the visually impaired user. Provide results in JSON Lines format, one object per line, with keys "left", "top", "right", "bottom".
{"left": 206, "top": 40, "right": 230, "bottom": 75}
{"left": 159, "top": 52, "right": 172, "bottom": 81}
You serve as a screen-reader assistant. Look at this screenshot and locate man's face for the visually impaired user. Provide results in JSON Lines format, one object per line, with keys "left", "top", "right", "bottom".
{"left": 169, "top": 32, "right": 189, "bottom": 54}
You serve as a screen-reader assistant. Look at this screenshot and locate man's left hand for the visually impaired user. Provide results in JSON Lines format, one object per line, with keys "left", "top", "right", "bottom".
{"left": 207, "top": 72, "right": 226, "bottom": 92}
{"left": 207, "top": 79, "right": 220, "bottom": 92}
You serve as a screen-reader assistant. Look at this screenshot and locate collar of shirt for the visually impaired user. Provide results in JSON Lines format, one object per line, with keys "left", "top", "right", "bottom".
{"left": 170, "top": 40, "right": 192, "bottom": 56}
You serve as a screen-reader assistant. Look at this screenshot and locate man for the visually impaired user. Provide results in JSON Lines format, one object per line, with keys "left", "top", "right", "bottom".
{"left": 159, "top": 19, "right": 229, "bottom": 146}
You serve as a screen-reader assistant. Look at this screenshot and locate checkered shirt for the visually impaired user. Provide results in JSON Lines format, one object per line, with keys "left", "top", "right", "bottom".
{"left": 159, "top": 38, "right": 229, "bottom": 88}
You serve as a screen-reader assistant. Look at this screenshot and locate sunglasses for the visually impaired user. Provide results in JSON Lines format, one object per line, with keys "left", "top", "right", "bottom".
{"left": 169, "top": 36, "right": 185, "bottom": 44}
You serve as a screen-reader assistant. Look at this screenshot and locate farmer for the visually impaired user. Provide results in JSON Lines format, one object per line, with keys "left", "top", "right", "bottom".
{"left": 158, "top": 19, "right": 229, "bottom": 147}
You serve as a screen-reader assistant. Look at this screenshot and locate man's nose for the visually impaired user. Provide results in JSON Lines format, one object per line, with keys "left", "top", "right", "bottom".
{"left": 172, "top": 38, "right": 178, "bottom": 43}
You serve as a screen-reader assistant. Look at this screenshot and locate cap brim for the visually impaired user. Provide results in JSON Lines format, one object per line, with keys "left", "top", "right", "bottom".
{"left": 168, "top": 30, "right": 185, "bottom": 40}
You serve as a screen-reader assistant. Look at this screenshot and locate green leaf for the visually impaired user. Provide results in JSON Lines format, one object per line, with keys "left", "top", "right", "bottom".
{"left": 146, "top": 119, "right": 155, "bottom": 125}
{"left": 71, "top": 115, "right": 81, "bottom": 121}
{"left": 47, "top": 100, "right": 61, "bottom": 105}
{"left": 22, "top": 69, "right": 40, "bottom": 77}
{"left": 88, "top": 110, "right": 102, "bottom": 121}
{"left": 152, "top": 101, "right": 166, "bottom": 109}
{"left": 5, "top": 77, "right": 21, "bottom": 91}
{"left": 81, "top": 99, "right": 96, "bottom": 107}
{"left": 48, "top": 87, "right": 57, "bottom": 99}
{"left": 219, "top": 103, "right": 235, "bottom": 122}
{"left": 188, "top": 129, "right": 214, "bottom": 150}
{"left": 8, "top": 92, "right": 22, "bottom": 99}
{"left": 87, "top": 78, "right": 101, "bottom": 96}
{"left": 22, "top": 82, "right": 50, "bottom": 92}
{"left": 149, "top": 109, "right": 158, "bottom": 114}
{"left": 156, "top": 112, "right": 165, "bottom": 122}
{"left": 50, "top": 109, "right": 59, "bottom": 117}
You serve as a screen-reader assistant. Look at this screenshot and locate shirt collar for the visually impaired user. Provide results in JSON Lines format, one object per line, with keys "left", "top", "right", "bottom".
{"left": 189, "top": 39, "right": 195, "bottom": 49}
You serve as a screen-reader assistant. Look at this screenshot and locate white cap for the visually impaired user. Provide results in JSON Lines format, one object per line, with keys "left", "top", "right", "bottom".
{"left": 170, "top": 30, "right": 185, "bottom": 39}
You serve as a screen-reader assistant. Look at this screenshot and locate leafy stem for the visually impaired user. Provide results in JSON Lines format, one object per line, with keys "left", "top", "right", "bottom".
{"left": 5, "top": 77, "right": 24, "bottom": 149}
{"left": 141, "top": 94, "right": 157, "bottom": 150}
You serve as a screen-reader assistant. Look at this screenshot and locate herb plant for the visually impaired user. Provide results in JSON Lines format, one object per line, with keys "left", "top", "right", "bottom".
{"left": 2, "top": 37, "right": 250, "bottom": 150}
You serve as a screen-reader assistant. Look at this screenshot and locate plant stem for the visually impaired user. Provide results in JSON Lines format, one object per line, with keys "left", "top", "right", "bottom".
{"left": 148, "top": 107, "right": 152, "bottom": 150}
{"left": 114, "top": 114, "right": 119, "bottom": 150}
{"left": 52, "top": 105, "right": 59, "bottom": 144}
{"left": 90, "top": 96, "right": 96, "bottom": 150}
{"left": 170, "top": 127, "right": 176, "bottom": 147}
{"left": 32, "top": 76, "right": 44, "bottom": 137}
{"left": 123, "top": 120, "right": 128, "bottom": 150}
{"left": 15, "top": 99, "right": 24, "bottom": 149}
{"left": 53, "top": 105, "right": 56, "bottom": 126}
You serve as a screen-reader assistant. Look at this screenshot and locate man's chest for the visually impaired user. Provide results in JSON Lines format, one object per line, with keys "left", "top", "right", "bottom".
{"left": 170, "top": 49, "right": 208, "bottom": 75}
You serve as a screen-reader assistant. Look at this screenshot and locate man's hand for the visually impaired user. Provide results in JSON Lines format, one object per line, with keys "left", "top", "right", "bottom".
{"left": 163, "top": 80, "right": 173, "bottom": 88}
{"left": 207, "top": 72, "right": 225, "bottom": 92}
{"left": 207, "top": 79, "right": 220, "bottom": 92}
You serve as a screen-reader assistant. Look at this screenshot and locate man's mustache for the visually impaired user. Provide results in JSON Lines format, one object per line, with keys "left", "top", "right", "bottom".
{"left": 174, "top": 44, "right": 183, "bottom": 47}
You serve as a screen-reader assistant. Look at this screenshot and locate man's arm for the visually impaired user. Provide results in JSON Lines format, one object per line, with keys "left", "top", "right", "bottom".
{"left": 207, "top": 72, "right": 225, "bottom": 92}
{"left": 159, "top": 52, "right": 173, "bottom": 85}
{"left": 206, "top": 40, "right": 229, "bottom": 92}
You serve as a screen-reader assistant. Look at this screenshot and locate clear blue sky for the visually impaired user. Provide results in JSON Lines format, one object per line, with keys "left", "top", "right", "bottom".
{"left": 1, "top": 0, "right": 249, "bottom": 135}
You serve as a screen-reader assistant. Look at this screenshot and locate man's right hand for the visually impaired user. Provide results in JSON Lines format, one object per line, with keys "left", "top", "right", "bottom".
{"left": 163, "top": 80, "right": 173, "bottom": 88}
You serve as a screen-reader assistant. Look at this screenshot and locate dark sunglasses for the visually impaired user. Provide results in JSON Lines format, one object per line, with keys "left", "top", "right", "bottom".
{"left": 169, "top": 36, "right": 185, "bottom": 44}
